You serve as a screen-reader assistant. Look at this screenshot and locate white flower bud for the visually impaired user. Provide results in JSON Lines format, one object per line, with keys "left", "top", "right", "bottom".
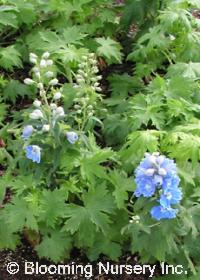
{"left": 77, "top": 110, "right": 82, "bottom": 114}
{"left": 91, "top": 77, "right": 97, "bottom": 82}
{"left": 53, "top": 91, "right": 62, "bottom": 100}
{"left": 145, "top": 168, "right": 155, "bottom": 176}
{"left": 92, "top": 67, "right": 98, "bottom": 73}
{"left": 74, "top": 104, "right": 80, "bottom": 109}
{"left": 55, "top": 106, "right": 65, "bottom": 117}
{"left": 37, "top": 82, "right": 44, "bottom": 90}
{"left": 79, "top": 62, "right": 85, "bottom": 68}
{"left": 46, "top": 59, "right": 53, "bottom": 66}
{"left": 76, "top": 74, "right": 83, "bottom": 79}
{"left": 95, "top": 86, "right": 102, "bottom": 92}
{"left": 32, "top": 67, "right": 39, "bottom": 73}
{"left": 94, "top": 82, "right": 100, "bottom": 87}
{"left": 40, "top": 90, "right": 46, "bottom": 97}
{"left": 29, "top": 109, "right": 43, "bottom": 119}
{"left": 88, "top": 112, "right": 93, "bottom": 117}
{"left": 42, "top": 124, "right": 50, "bottom": 132}
{"left": 33, "top": 99, "right": 41, "bottom": 107}
{"left": 147, "top": 155, "right": 157, "bottom": 165}
{"left": 158, "top": 168, "right": 167, "bottom": 176}
{"left": 45, "top": 71, "right": 54, "bottom": 78}
{"left": 88, "top": 105, "right": 93, "bottom": 110}
{"left": 42, "top": 52, "right": 50, "bottom": 59}
{"left": 89, "top": 53, "right": 95, "bottom": 58}
{"left": 78, "top": 69, "right": 84, "bottom": 75}
{"left": 89, "top": 59, "right": 97, "bottom": 64}
{"left": 101, "top": 108, "right": 107, "bottom": 112}
{"left": 30, "top": 57, "right": 37, "bottom": 64}
{"left": 169, "top": 34, "right": 175, "bottom": 41}
{"left": 35, "top": 72, "right": 41, "bottom": 79}
{"left": 30, "top": 53, "right": 37, "bottom": 59}
{"left": 24, "top": 78, "right": 35, "bottom": 85}
{"left": 77, "top": 78, "right": 85, "bottom": 84}
{"left": 82, "top": 55, "right": 88, "bottom": 60}
{"left": 40, "top": 59, "right": 47, "bottom": 68}
{"left": 49, "top": 78, "right": 58, "bottom": 86}
{"left": 50, "top": 103, "right": 57, "bottom": 110}
{"left": 97, "top": 75, "right": 102, "bottom": 80}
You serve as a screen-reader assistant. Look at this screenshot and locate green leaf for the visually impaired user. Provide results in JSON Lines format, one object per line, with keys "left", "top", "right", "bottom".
{"left": 87, "top": 234, "right": 122, "bottom": 261}
{"left": 0, "top": 216, "right": 19, "bottom": 250}
{"left": 36, "top": 231, "right": 72, "bottom": 262}
{"left": 108, "top": 170, "right": 133, "bottom": 209}
{"left": 0, "top": 46, "right": 22, "bottom": 70}
{"left": 63, "top": 26, "right": 87, "bottom": 45}
{"left": 3, "top": 80, "right": 34, "bottom": 103}
{"left": 63, "top": 185, "right": 115, "bottom": 235}
{"left": 108, "top": 73, "right": 142, "bottom": 98}
{"left": 80, "top": 148, "right": 115, "bottom": 183}
{"left": 129, "top": 94, "right": 165, "bottom": 130}
{"left": 120, "top": 130, "right": 160, "bottom": 165}
{"left": 96, "top": 37, "right": 122, "bottom": 64}
{"left": 38, "top": 189, "right": 67, "bottom": 228}
{"left": 0, "top": 11, "right": 18, "bottom": 28}
{"left": 167, "top": 62, "right": 200, "bottom": 79}
{"left": 3, "top": 197, "right": 38, "bottom": 232}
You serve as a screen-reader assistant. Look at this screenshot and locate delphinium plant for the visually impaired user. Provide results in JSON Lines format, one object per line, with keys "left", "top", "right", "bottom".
{"left": 134, "top": 152, "right": 182, "bottom": 220}
{"left": 0, "top": 51, "right": 128, "bottom": 262}
{"left": 70, "top": 53, "right": 105, "bottom": 132}
{"left": 22, "top": 52, "right": 78, "bottom": 166}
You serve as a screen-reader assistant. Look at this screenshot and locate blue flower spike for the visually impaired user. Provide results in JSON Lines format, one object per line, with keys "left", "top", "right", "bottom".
{"left": 66, "top": 131, "right": 78, "bottom": 144}
{"left": 134, "top": 152, "right": 182, "bottom": 221}
{"left": 25, "top": 145, "right": 41, "bottom": 163}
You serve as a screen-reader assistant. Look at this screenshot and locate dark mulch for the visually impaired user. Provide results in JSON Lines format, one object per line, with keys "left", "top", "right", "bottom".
{"left": 0, "top": 240, "right": 162, "bottom": 280}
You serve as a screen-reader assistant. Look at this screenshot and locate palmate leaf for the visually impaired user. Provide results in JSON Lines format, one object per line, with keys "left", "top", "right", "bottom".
{"left": 167, "top": 62, "right": 200, "bottom": 79}
{"left": 162, "top": 132, "right": 200, "bottom": 167}
{"left": 166, "top": 76, "right": 195, "bottom": 101}
{"left": 36, "top": 231, "right": 72, "bottom": 263}
{"left": 129, "top": 94, "right": 165, "bottom": 130}
{"left": 108, "top": 169, "right": 133, "bottom": 209}
{"left": 0, "top": 46, "right": 22, "bottom": 70}
{"left": 96, "top": 37, "right": 122, "bottom": 64}
{"left": 87, "top": 233, "right": 122, "bottom": 261}
{"left": 108, "top": 73, "right": 142, "bottom": 98}
{"left": 80, "top": 148, "right": 115, "bottom": 183}
{"left": 63, "top": 185, "right": 115, "bottom": 235}
{"left": 3, "top": 79, "right": 35, "bottom": 103}
{"left": 2, "top": 197, "right": 38, "bottom": 232}
{"left": 0, "top": 11, "right": 18, "bottom": 28}
{"left": 0, "top": 216, "right": 19, "bottom": 250}
{"left": 38, "top": 189, "right": 67, "bottom": 228}
{"left": 120, "top": 130, "right": 161, "bottom": 166}
{"left": 0, "top": 101, "right": 7, "bottom": 123}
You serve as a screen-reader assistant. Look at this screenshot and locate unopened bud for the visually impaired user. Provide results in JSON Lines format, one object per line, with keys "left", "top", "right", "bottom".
{"left": 24, "top": 78, "right": 35, "bottom": 85}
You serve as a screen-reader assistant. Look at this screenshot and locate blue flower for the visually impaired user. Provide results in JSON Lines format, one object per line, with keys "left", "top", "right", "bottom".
{"left": 135, "top": 177, "right": 156, "bottom": 197}
{"left": 66, "top": 131, "right": 78, "bottom": 144}
{"left": 159, "top": 186, "right": 182, "bottom": 208}
{"left": 25, "top": 145, "right": 41, "bottom": 163}
{"left": 22, "top": 125, "right": 34, "bottom": 140}
{"left": 134, "top": 153, "right": 180, "bottom": 198}
{"left": 134, "top": 153, "right": 182, "bottom": 221}
{"left": 151, "top": 205, "right": 178, "bottom": 221}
